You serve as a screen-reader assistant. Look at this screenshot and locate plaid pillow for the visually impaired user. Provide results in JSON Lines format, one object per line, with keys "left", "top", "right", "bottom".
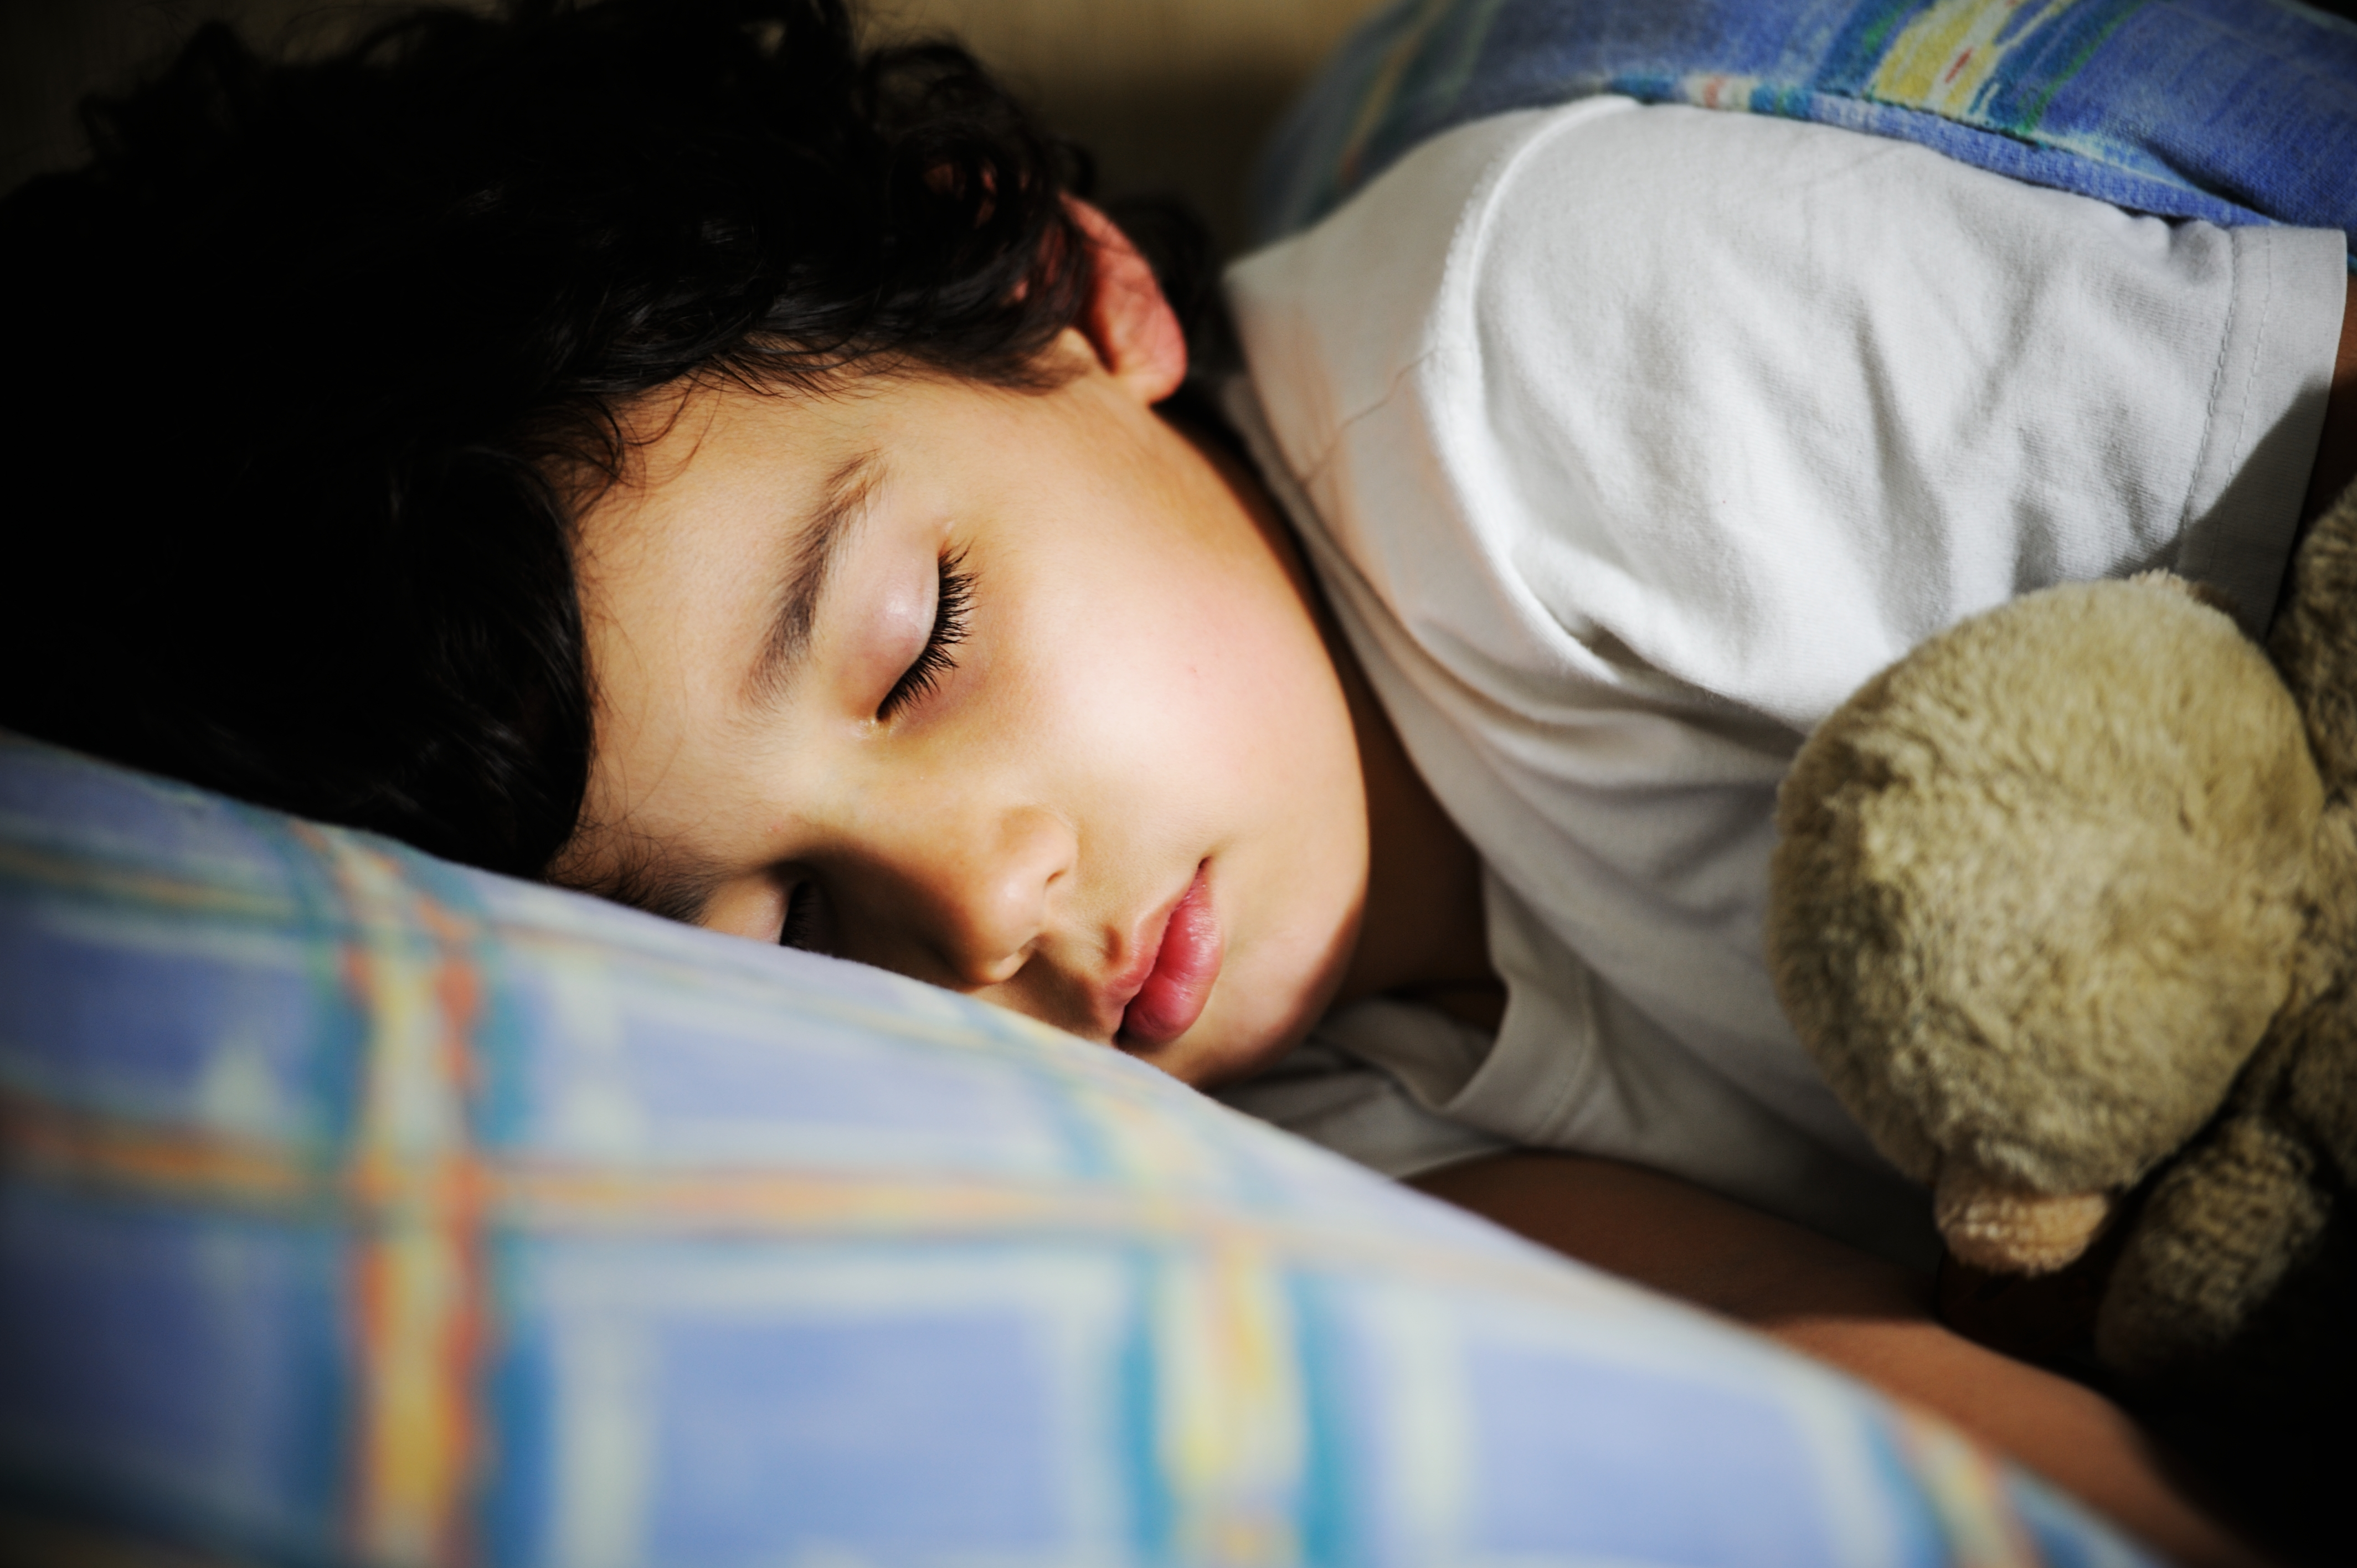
{"left": 0, "top": 733, "right": 2149, "bottom": 1566}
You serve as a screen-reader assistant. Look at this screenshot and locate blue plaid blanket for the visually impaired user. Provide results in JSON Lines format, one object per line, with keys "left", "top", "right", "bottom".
{"left": 1255, "top": 0, "right": 2357, "bottom": 260}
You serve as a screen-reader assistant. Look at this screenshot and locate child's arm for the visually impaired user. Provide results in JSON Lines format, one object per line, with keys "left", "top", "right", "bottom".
{"left": 2304, "top": 276, "right": 2357, "bottom": 525}
{"left": 1412, "top": 1152, "right": 2269, "bottom": 1568}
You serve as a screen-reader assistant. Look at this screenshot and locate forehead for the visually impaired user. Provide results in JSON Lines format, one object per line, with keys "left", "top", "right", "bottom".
{"left": 558, "top": 378, "right": 867, "bottom": 889}
{"left": 581, "top": 376, "right": 871, "bottom": 553}
{"left": 573, "top": 363, "right": 1052, "bottom": 563}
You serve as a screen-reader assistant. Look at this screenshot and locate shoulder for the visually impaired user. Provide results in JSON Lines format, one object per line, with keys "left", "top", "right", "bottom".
{"left": 1225, "top": 99, "right": 1638, "bottom": 474}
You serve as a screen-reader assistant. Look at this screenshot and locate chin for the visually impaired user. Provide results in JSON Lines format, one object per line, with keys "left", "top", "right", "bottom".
{"left": 1130, "top": 988, "right": 1325, "bottom": 1089}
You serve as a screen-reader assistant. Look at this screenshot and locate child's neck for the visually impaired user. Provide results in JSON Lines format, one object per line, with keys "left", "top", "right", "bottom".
{"left": 1177, "top": 411, "right": 1502, "bottom": 1034}
{"left": 1326, "top": 617, "right": 1503, "bottom": 1032}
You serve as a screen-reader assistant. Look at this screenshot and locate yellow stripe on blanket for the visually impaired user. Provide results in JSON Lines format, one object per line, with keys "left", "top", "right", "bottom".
{"left": 1870, "top": 0, "right": 2070, "bottom": 120}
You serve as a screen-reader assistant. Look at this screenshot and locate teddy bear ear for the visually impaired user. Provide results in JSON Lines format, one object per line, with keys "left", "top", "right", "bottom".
{"left": 1934, "top": 1161, "right": 2112, "bottom": 1275}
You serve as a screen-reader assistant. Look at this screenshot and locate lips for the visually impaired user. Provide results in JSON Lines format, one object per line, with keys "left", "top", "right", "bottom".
{"left": 1115, "top": 863, "right": 1222, "bottom": 1049}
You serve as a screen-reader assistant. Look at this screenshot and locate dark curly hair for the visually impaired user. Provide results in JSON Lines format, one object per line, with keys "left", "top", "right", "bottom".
{"left": 0, "top": 0, "right": 1211, "bottom": 884}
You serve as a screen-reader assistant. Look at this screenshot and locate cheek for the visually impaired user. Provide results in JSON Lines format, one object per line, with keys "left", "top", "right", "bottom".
{"left": 1036, "top": 548, "right": 1354, "bottom": 837}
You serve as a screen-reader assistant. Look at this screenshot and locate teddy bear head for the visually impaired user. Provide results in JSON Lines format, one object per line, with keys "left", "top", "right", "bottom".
{"left": 1769, "top": 573, "right": 2322, "bottom": 1273}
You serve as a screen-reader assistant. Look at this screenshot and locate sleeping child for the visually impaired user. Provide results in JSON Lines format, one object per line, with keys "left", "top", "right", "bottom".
{"left": 4, "top": 0, "right": 2351, "bottom": 1558}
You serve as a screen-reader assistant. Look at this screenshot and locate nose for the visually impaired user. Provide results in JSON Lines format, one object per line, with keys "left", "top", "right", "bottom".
{"left": 874, "top": 803, "right": 1077, "bottom": 988}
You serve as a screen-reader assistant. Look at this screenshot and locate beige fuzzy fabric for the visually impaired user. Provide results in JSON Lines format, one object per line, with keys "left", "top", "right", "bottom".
{"left": 1772, "top": 479, "right": 2357, "bottom": 1395}
{"left": 2096, "top": 484, "right": 2357, "bottom": 1371}
{"left": 1933, "top": 1164, "right": 2116, "bottom": 1274}
{"left": 1769, "top": 575, "right": 2320, "bottom": 1201}
{"left": 2098, "top": 1045, "right": 2330, "bottom": 1371}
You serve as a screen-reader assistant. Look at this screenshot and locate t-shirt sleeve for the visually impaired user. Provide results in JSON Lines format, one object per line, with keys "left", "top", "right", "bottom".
{"left": 1233, "top": 100, "right": 2348, "bottom": 735}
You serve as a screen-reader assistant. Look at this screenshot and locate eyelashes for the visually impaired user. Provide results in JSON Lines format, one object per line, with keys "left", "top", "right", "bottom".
{"left": 785, "top": 550, "right": 971, "bottom": 948}
{"left": 779, "top": 879, "right": 827, "bottom": 950}
{"left": 876, "top": 549, "right": 974, "bottom": 722}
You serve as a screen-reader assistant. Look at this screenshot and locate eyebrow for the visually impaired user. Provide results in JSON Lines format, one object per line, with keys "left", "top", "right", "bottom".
{"left": 749, "top": 446, "right": 885, "bottom": 704}
{"left": 569, "top": 837, "right": 729, "bottom": 930}
{"left": 610, "top": 857, "right": 724, "bottom": 929}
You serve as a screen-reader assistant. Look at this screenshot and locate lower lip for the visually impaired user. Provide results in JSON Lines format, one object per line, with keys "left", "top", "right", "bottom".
{"left": 1119, "top": 864, "right": 1222, "bottom": 1049}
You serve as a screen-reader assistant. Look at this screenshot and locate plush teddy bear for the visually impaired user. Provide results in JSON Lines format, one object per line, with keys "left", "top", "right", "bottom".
{"left": 1768, "top": 480, "right": 2357, "bottom": 1531}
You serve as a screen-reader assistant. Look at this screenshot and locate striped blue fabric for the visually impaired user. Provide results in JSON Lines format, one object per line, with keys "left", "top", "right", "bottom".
{"left": 0, "top": 731, "right": 2160, "bottom": 1566}
{"left": 1254, "top": 0, "right": 2357, "bottom": 261}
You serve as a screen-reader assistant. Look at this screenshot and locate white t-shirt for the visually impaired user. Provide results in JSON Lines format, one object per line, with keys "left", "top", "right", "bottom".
{"left": 1215, "top": 97, "right": 2346, "bottom": 1262}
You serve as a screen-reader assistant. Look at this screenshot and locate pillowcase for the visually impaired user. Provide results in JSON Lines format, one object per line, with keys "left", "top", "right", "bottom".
{"left": 0, "top": 732, "right": 2149, "bottom": 1566}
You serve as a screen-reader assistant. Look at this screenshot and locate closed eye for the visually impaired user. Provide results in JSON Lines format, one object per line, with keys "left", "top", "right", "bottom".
{"left": 876, "top": 549, "right": 973, "bottom": 721}
{"left": 779, "top": 879, "right": 830, "bottom": 951}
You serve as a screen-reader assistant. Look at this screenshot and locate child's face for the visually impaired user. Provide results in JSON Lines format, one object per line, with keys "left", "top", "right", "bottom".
{"left": 562, "top": 332, "right": 1372, "bottom": 1085}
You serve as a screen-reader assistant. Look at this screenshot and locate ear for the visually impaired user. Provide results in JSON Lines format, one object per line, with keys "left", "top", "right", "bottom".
{"left": 1067, "top": 197, "right": 1187, "bottom": 404}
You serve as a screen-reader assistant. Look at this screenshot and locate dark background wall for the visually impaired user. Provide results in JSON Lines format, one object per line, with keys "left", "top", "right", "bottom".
{"left": 1, "top": 0, "right": 1394, "bottom": 258}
